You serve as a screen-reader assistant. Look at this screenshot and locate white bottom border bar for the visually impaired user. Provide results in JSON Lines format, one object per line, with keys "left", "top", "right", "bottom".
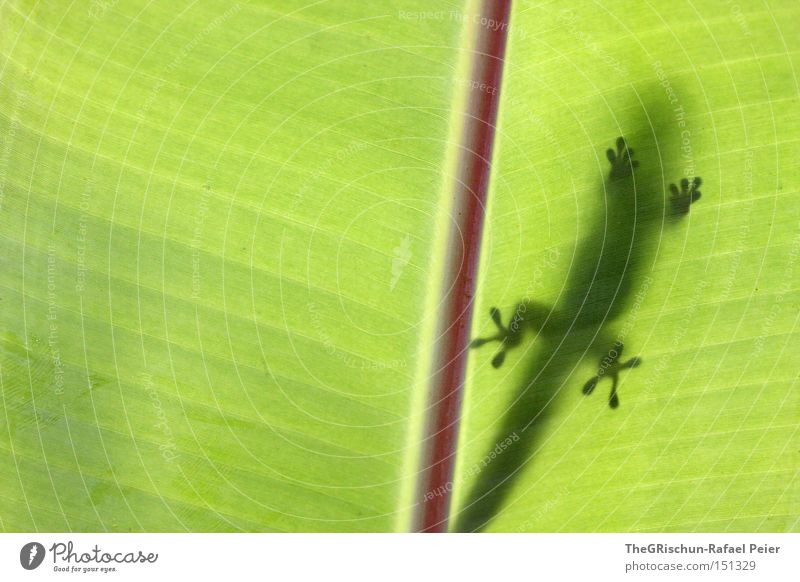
{"left": 1, "top": 533, "right": 797, "bottom": 581}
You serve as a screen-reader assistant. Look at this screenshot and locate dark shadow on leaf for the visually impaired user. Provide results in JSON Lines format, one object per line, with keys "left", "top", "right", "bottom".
{"left": 455, "top": 90, "right": 702, "bottom": 531}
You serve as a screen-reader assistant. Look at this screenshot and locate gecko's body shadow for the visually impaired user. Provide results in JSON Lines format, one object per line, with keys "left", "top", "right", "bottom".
{"left": 456, "top": 95, "right": 700, "bottom": 531}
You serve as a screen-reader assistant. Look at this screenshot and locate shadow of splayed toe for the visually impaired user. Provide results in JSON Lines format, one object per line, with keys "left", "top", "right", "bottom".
{"left": 454, "top": 88, "right": 701, "bottom": 531}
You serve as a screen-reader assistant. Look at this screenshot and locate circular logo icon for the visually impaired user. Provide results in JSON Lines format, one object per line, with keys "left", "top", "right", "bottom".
{"left": 20, "top": 542, "right": 46, "bottom": 570}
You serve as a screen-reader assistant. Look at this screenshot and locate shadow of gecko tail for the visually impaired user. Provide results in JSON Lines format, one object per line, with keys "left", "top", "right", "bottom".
{"left": 454, "top": 93, "right": 702, "bottom": 532}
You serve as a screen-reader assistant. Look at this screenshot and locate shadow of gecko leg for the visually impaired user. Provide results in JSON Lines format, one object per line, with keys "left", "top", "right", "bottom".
{"left": 454, "top": 101, "right": 697, "bottom": 530}
{"left": 582, "top": 340, "right": 642, "bottom": 409}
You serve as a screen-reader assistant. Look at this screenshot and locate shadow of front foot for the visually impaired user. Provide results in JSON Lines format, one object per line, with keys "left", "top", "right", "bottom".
{"left": 670, "top": 177, "right": 702, "bottom": 217}
{"left": 606, "top": 136, "right": 639, "bottom": 180}
{"left": 582, "top": 341, "right": 641, "bottom": 408}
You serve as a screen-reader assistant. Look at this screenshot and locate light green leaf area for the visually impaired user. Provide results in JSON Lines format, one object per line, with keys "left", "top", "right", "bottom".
{"left": 454, "top": 1, "right": 799, "bottom": 531}
{"left": 0, "top": 1, "right": 468, "bottom": 531}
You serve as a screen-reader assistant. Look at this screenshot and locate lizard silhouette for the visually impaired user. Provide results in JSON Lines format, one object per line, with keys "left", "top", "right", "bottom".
{"left": 456, "top": 104, "right": 702, "bottom": 530}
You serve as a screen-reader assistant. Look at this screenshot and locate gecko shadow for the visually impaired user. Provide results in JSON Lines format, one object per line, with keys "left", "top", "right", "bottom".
{"left": 455, "top": 96, "right": 702, "bottom": 531}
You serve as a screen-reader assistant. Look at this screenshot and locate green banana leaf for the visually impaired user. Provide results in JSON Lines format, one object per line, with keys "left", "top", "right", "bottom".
{"left": 1, "top": 0, "right": 797, "bottom": 533}
{"left": 0, "top": 0, "right": 473, "bottom": 532}
{"left": 453, "top": 1, "right": 799, "bottom": 531}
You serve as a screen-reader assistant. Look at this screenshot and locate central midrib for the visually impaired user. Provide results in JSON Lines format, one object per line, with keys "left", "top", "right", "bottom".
{"left": 414, "top": 0, "right": 512, "bottom": 533}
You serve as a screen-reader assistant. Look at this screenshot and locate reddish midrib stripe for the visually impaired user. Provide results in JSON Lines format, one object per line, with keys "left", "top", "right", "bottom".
{"left": 417, "top": 0, "right": 511, "bottom": 533}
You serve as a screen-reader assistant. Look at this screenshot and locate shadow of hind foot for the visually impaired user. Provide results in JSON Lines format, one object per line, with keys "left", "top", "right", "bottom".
{"left": 582, "top": 341, "right": 641, "bottom": 408}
